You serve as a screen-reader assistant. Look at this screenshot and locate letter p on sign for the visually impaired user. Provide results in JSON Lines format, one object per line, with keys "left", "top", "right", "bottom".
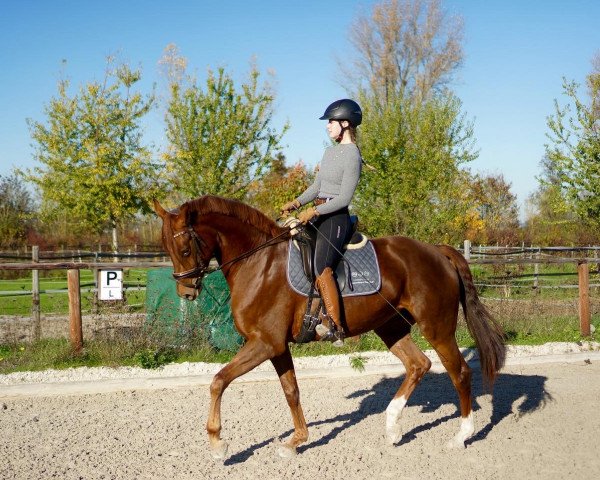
{"left": 99, "top": 270, "right": 123, "bottom": 300}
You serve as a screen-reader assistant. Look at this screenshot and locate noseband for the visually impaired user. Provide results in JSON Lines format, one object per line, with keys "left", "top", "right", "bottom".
{"left": 171, "top": 226, "right": 209, "bottom": 289}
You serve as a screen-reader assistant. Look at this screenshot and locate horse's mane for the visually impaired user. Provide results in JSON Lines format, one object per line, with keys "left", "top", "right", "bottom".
{"left": 186, "top": 195, "right": 286, "bottom": 237}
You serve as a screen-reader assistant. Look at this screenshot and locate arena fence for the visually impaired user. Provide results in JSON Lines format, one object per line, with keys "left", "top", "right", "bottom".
{"left": 0, "top": 244, "right": 597, "bottom": 351}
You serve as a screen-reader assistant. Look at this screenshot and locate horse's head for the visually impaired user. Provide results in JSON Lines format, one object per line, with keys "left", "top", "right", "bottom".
{"left": 153, "top": 199, "right": 214, "bottom": 301}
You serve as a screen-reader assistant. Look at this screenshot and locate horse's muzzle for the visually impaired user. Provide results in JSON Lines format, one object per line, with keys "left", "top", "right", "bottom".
{"left": 176, "top": 280, "right": 201, "bottom": 300}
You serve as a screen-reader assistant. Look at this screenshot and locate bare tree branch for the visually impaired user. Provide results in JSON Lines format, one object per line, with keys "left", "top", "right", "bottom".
{"left": 340, "top": 0, "right": 463, "bottom": 103}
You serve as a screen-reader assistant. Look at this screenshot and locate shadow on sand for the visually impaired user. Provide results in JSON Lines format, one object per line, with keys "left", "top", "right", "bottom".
{"left": 224, "top": 367, "right": 552, "bottom": 465}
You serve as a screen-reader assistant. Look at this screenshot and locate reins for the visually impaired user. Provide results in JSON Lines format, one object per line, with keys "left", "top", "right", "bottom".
{"left": 213, "top": 229, "right": 292, "bottom": 273}
{"left": 171, "top": 223, "right": 291, "bottom": 307}
{"left": 172, "top": 224, "right": 290, "bottom": 280}
{"left": 173, "top": 213, "right": 412, "bottom": 330}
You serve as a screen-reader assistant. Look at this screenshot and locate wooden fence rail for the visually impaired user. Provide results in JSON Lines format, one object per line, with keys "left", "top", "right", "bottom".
{"left": 0, "top": 257, "right": 596, "bottom": 352}
{"left": 1, "top": 261, "right": 171, "bottom": 353}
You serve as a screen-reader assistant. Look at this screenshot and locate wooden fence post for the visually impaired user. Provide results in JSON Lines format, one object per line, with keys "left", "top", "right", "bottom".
{"left": 67, "top": 269, "right": 83, "bottom": 352}
{"left": 533, "top": 262, "right": 540, "bottom": 293}
{"left": 578, "top": 261, "right": 591, "bottom": 336}
{"left": 32, "top": 246, "right": 41, "bottom": 341}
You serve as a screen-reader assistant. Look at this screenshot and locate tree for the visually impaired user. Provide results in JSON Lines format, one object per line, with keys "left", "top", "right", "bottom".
{"left": 543, "top": 52, "right": 600, "bottom": 234}
{"left": 338, "top": 0, "right": 475, "bottom": 242}
{"left": 162, "top": 45, "right": 288, "bottom": 201}
{"left": 0, "top": 173, "right": 35, "bottom": 248}
{"left": 354, "top": 87, "right": 476, "bottom": 242}
{"left": 247, "top": 154, "right": 313, "bottom": 218}
{"left": 341, "top": 0, "right": 464, "bottom": 102}
{"left": 466, "top": 173, "right": 520, "bottom": 245}
{"left": 22, "top": 58, "right": 161, "bottom": 251}
{"left": 525, "top": 156, "right": 584, "bottom": 245}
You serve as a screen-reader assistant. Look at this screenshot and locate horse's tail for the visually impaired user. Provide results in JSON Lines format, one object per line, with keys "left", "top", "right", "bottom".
{"left": 437, "top": 244, "right": 506, "bottom": 386}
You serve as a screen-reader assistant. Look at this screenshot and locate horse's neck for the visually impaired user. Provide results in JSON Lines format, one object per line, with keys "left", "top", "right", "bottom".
{"left": 209, "top": 214, "right": 276, "bottom": 266}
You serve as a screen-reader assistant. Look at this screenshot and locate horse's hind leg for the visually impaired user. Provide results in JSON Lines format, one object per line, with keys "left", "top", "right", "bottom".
{"left": 270, "top": 348, "right": 309, "bottom": 457}
{"left": 375, "top": 321, "right": 432, "bottom": 445}
{"left": 206, "top": 337, "right": 275, "bottom": 460}
{"left": 424, "top": 332, "right": 474, "bottom": 449}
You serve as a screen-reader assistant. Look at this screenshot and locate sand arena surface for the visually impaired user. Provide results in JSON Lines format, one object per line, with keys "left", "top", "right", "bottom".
{"left": 1, "top": 344, "right": 600, "bottom": 479}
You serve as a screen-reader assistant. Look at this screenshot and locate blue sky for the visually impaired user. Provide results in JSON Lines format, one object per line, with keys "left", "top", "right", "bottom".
{"left": 1, "top": 0, "right": 599, "bottom": 217}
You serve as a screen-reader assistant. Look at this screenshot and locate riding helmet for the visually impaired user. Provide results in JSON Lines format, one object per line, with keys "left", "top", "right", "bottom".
{"left": 319, "top": 99, "right": 362, "bottom": 126}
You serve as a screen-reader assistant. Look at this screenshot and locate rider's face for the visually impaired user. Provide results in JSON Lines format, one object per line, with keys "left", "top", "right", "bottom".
{"left": 326, "top": 119, "right": 348, "bottom": 140}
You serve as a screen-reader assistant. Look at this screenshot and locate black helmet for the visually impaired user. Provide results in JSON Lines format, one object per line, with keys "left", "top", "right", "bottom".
{"left": 319, "top": 99, "right": 362, "bottom": 126}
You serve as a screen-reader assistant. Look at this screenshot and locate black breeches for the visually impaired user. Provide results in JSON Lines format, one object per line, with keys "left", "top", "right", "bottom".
{"left": 313, "top": 208, "right": 351, "bottom": 275}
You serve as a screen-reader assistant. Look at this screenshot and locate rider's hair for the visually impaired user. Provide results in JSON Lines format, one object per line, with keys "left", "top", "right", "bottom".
{"left": 347, "top": 125, "right": 357, "bottom": 143}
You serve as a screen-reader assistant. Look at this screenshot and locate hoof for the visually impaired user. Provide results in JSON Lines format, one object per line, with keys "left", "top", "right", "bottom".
{"left": 276, "top": 443, "right": 298, "bottom": 458}
{"left": 445, "top": 413, "right": 474, "bottom": 450}
{"left": 386, "top": 427, "right": 402, "bottom": 445}
{"left": 210, "top": 440, "right": 229, "bottom": 460}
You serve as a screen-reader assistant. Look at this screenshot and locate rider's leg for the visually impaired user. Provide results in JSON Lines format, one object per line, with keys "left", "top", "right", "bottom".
{"left": 315, "top": 266, "right": 345, "bottom": 346}
{"left": 312, "top": 210, "right": 350, "bottom": 346}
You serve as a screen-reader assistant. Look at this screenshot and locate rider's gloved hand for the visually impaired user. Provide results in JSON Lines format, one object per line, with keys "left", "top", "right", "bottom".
{"left": 280, "top": 199, "right": 300, "bottom": 216}
{"left": 298, "top": 207, "right": 319, "bottom": 225}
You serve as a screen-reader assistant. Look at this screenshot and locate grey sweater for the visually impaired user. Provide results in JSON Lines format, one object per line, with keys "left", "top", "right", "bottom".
{"left": 296, "top": 143, "right": 362, "bottom": 215}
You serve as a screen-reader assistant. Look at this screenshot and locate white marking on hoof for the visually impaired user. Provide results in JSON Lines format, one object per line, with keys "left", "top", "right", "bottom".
{"left": 210, "top": 440, "right": 229, "bottom": 460}
{"left": 445, "top": 412, "right": 474, "bottom": 450}
{"left": 276, "top": 443, "right": 297, "bottom": 458}
{"left": 385, "top": 395, "right": 407, "bottom": 445}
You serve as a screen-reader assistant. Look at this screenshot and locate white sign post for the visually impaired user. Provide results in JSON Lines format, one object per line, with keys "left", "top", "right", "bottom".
{"left": 99, "top": 270, "right": 123, "bottom": 300}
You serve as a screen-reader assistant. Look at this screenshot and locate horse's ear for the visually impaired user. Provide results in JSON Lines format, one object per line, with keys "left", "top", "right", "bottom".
{"left": 179, "top": 202, "right": 190, "bottom": 222}
{"left": 153, "top": 199, "right": 168, "bottom": 219}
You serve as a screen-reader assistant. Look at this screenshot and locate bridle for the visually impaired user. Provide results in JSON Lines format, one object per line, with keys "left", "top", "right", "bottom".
{"left": 170, "top": 223, "right": 292, "bottom": 291}
{"left": 171, "top": 226, "right": 210, "bottom": 290}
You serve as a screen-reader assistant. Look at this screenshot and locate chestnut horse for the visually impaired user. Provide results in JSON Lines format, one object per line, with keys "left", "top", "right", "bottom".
{"left": 153, "top": 195, "right": 505, "bottom": 459}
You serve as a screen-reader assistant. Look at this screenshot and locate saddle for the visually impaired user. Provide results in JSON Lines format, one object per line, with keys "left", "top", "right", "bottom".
{"left": 293, "top": 215, "right": 364, "bottom": 290}
{"left": 284, "top": 217, "right": 381, "bottom": 343}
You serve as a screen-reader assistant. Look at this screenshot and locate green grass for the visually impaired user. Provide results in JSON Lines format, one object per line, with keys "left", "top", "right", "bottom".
{"left": 0, "top": 332, "right": 227, "bottom": 374}
{"left": 1, "top": 316, "right": 597, "bottom": 375}
{"left": 1, "top": 263, "right": 598, "bottom": 374}
{"left": 0, "top": 268, "right": 148, "bottom": 315}
{"left": 471, "top": 262, "right": 599, "bottom": 300}
{"left": 3, "top": 263, "right": 593, "bottom": 316}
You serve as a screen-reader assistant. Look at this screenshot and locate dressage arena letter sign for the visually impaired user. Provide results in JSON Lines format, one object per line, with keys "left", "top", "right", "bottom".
{"left": 99, "top": 270, "right": 123, "bottom": 300}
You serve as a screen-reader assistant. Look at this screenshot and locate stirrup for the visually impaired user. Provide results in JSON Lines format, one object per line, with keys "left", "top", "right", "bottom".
{"left": 315, "top": 323, "right": 329, "bottom": 337}
{"left": 315, "top": 312, "right": 332, "bottom": 337}
{"left": 315, "top": 323, "right": 345, "bottom": 347}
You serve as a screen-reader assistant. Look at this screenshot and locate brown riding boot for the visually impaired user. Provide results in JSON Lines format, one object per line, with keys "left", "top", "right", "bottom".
{"left": 314, "top": 267, "right": 345, "bottom": 347}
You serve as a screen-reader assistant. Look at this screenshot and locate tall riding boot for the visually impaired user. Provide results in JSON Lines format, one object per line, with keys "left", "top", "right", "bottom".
{"left": 314, "top": 267, "right": 344, "bottom": 347}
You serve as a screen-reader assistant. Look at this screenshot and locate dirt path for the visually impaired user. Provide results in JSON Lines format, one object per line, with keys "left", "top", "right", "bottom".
{"left": 1, "top": 357, "right": 599, "bottom": 480}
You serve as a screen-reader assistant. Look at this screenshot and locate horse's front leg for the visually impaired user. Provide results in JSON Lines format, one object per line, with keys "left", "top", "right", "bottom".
{"left": 206, "top": 337, "right": 274, "bottom": 460}
{"left": 271, "top": 348, "right": 309, "bottom": 457}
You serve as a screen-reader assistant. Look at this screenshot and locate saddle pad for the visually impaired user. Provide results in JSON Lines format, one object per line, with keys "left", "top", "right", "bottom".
{"left": 286, "top": 239, "right": 381, "bottom": 297}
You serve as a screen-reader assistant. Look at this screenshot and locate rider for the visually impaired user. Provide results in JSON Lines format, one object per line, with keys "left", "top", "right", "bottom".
{"left": 281, "top": 99, "right": 363, "bottom": 346}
